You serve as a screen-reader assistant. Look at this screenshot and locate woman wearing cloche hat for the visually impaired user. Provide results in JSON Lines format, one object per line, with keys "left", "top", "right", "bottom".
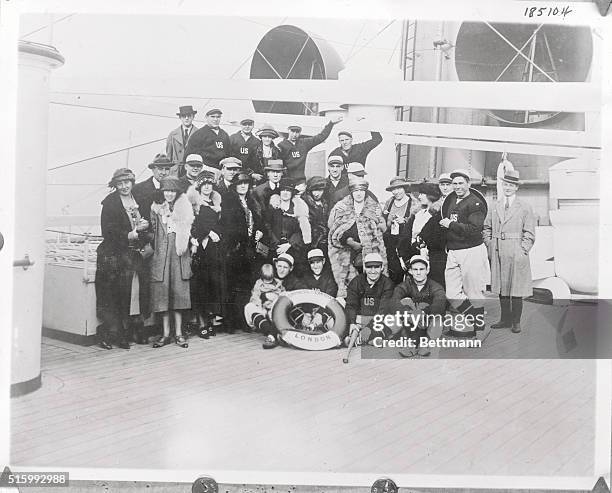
{"left": 254, "top": 124, "right": 281, "bottom": 181}
{"left": 149, "top": 176, "right": 195, "bottom": 348}
{"left": 382, "top": 176, "right": 413, "bottom": 283}
{"left": 95, "top": 168, "right": 151, "bottom": 350}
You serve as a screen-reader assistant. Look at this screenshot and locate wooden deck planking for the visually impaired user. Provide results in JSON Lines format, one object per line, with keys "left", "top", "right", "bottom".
{"left": 11, "top": 314, "right": 597, "bottom": 476}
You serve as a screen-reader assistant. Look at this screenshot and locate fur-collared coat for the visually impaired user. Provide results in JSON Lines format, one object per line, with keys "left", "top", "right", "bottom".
{"left": 150, "top": 194, "right": 194, "bottom": 282}
{"left": 483, "top": 196, "right": 535, "bottom": 297}
{"left": 264, "top": 195, "right": 312, "bottom": 254}
{"left": 328, "top": 195, "right": 388, "bottom": 298}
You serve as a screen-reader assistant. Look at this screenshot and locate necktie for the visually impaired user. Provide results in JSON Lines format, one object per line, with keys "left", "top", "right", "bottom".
{"left": 183, "top": 128, "right": 189, "bottom": 144}
{"left": 504, "top": 198, "right": 509, "bottom": 211}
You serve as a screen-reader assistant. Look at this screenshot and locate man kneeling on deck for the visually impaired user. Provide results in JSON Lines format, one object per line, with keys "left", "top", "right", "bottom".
{"left": 344, "top": 252, "right": 395, "bottom": 347}
{"left": 387, "top": 255, "right": 447, "bottom": 358}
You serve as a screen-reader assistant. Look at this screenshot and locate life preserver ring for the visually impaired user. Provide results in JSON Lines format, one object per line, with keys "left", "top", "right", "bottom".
{"left": 271, "top": 289, "right": 347, "bottom": 350}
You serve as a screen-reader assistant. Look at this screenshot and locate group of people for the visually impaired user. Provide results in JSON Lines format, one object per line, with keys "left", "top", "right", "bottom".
{"left": 94, "top": 104, "right": 536, "bottom": 354}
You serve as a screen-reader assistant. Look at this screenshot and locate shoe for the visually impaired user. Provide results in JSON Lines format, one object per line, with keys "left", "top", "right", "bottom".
{"left": 398, "top": 348, "right": 417, "bottom": 358}
{"left": 491, "top": 320, "right": 511, "bottom": 329}
{"left": 117, "top": 339, "right": 131, "bottom": 350}
{"left": 175, "top": 335, "right": 189, "bottom": 348}
{"left": 153, "top": 336, "right": 172, "bottom": 348}
{"left": 198, "top": 326, "right": 210, "bottom": 339}
{"left": 511, "top": 323, "right": 522, "bottom": 333}
{"left": 417, "top": 346, "right": 431, "bottom": 357}
{"left": 209, "top": 325, "right": 217, "bottom": 337}
{"left": 262, "top": 335, "right": 278, "bottom": 349}
{"left": 99, "top": 340, "right": 112, "bottom": 350}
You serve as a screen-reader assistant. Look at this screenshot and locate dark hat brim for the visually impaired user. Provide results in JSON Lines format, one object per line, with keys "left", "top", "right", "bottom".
{"left": 386, "top": 182, "right": 410, "bottom": 191}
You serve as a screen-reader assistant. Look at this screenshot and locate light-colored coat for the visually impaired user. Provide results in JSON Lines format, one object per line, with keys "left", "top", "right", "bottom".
{"left": 150, "top": 194, "right": 194, "bottom": 282}
{"left": 483, "top": 196, "right": 535, "bottom": 297}
{"left": 166, "top": 124, "right": 198, "bottom": 165}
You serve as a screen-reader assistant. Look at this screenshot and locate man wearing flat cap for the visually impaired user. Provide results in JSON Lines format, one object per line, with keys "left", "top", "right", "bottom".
{"left": 230, "top": 118, "right": 261, "bottom": 180}
{"left": 324, "top": 155, "right": 348, "bottom": 202}
{"left": 440, "top": 169, "right": 490, "bottom": 337}
{"left": 215, "top": 156, "right": 242, "bottom": 200}
{"left": 166, "top": 105, "right": 199, "bottom": 169}
{"left": 329, "top": 129, "right": 383, "bottom": 171}
{"left": 483, "top": 169, "right": 535, "bottom": 334}
{"left": 133, "top": 153, "right": 173, "bottom": 221}
{"left": 185, "top": 108, "right": 230, "bottom": 169}
{"left": 278, "top": 116, "right": 343, "bottom": 185}
{"left": 298, "top": 249, "right": 338, "bottom": 297}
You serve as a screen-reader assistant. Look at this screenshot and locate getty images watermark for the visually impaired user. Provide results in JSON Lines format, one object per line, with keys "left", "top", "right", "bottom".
{"left": 370, "top": 311, "right": 485, "bottom": 349}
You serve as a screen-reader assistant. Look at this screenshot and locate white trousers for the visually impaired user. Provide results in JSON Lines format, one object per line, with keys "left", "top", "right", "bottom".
{"left": 445, "top": 243, "right": 491, "bottom": 308}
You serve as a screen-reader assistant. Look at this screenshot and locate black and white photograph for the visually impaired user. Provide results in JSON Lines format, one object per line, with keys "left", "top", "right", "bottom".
{"left": 1, "top": 0, "right": 611, "bottom": 490}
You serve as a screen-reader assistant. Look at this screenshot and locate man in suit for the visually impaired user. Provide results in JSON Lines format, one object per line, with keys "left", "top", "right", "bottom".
{"left": 229, "top": 118, "right": 261, "bottom": 180}
{"left": 278, "top": 116, "right": 342, "bottom": 190}
{"left": 483, "top": 169, "right": 536, "bottom": 333}
{"left": 324, "top": 155, "right": 348, "bottom": 204}
{"left": 215, "top": 157, "right": 242, "bottom": 200}
{"left": 329, "top": 162, "right": 379, "bottom": 210}
{"left": 166, "top": 105, "right": 198, "bottom": 175}
{"left": 185, "top": 108, "right": 230, "bottom": 169}
{"left": 251, "top": 159, "right": 285, "bottom": 226}
{"left": 132, "top": 153, "right": 173, "bottom": 220}
{"left": 328, "top": 130, "right": 383, "bottom": 172}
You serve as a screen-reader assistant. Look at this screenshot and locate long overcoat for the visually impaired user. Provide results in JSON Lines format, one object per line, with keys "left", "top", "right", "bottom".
{"left": 483, "top": 197, "right": 535, "bottom": 297}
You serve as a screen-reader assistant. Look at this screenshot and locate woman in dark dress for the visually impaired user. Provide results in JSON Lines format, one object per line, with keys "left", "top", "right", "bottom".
{"left": 95, "top": 168, "right": 150, "bottom": 350}
{"left": 382, "top": 177, "right": 413, "bottom": 284}
{"left": 398, "top": 182, "right": 446, "bottom": 287}
{"left": 190, "top": 170, "right": 226, "bottom": 338}
{"left": 254, "top": 124, "right": 281, "bottom": 184}
{"left": 220, "top": 171, "right": 264, "bottom": 331}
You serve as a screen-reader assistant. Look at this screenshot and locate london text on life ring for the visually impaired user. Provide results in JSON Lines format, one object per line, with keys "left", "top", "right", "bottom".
{"left": 271, "top": 289, "right": 347, "bottom": 350}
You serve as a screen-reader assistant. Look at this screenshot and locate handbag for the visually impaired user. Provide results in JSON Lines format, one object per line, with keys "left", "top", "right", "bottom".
{"left": 255, "top": 240, "right": 270, "bottom": 257}
{"left": 139, "top": 243, "right": 154, "bottom": 260}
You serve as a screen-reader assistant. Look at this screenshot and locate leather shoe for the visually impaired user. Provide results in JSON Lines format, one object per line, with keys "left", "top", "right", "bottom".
{"left": 511, "top": 323, "right": 521, "bottom": 333}
{"left": 491, "top": 320, "right": 511, "bottom": 329}
{"left": 99, "top": 340, "right": 112, "bottom": 350}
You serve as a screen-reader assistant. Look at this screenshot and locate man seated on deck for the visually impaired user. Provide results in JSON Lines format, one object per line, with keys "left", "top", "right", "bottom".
{"left": 385, "top": 255, "right": 446, "bottom": 358}
{"left": 344, "top": 253, "right": 394, "bottom": 347}
{"left": 244, "top": 253, "right": 300, "bottom": 349}
{"left": 299, "top": 248, "right": 338, "bottom": 297}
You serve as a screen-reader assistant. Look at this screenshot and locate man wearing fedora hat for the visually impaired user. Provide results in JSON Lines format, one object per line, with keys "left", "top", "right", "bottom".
{"left": 252, "top": 158, "right": 286, "bottom": 226}
{"left": 230, "top": 118, "right": 261, "bottom": 180}
{"left": 440, "top": 169, "right": 490, "bottom": 338}
{"left": 278, "top": 116, "right": 342, "bottom": 184}
{"left": 133, "top": 153, "right": 174, "bottom": 221}
{"left": 483, "top": 169, "right": 535, "bottom": 333}
{"left": 185, "top": 108, "right": 230, "bottom": 169}
{"left": 166, "top": 105, "right": 199, "bottom": 168}
{"left": 329, "top": 129, "right": 383, "bottom": 171}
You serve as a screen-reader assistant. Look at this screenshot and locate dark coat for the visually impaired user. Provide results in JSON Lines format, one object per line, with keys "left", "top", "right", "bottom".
{"left": 382, "top": 196, "right": 413, "bottom": 285}
{"left": 254, "top": 142, "right": 281, "bottom": 177}
{"left": 345, "top": 273, "right": 395, "bottom": 324}
{"left": 252, "top": 181, "right": 280, "bottom": 227}
{"left": 278, "top": 121, "right": 334, "bottom": 180}
{"left": 229, "top": 132, "right": 261, "bottom": 175}
{"left": 325, "top": 174, "right": 349, "bottom": 210}
{"left": 132, "top": 176, "right": 162, "bottom": 221}
{"left": 95, "top": 191, "right": 148, "bottom": 321}
{"left": 302, "top": 192, "right": 329, "bottom": 251}
{"left": 185, "top": 124, "right": 230, "bottom": 167}
{"left": 299, "top": 269, "right": 338, "bottom": 297}
{"left": 388, "top": 277, "right": 447, "bottom": 316}
{"left": 398, "top": 210, "right": 447, "bottom": 287}
{"left": 191, "top": 201, "right": 225, "bottom": 314}
{"left": 329, "top": 131, "right": 383, "bottom": 169}
{"left": 220, "top": 191, "right": 259, "bottom": 251}
{"left": 443, "top": 192, "right": 487, "bottom": 250}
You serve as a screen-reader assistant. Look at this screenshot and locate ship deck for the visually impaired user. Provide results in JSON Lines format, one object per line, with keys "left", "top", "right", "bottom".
{"left": 10, "top": 298, "right": 596, "bottom": 478}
